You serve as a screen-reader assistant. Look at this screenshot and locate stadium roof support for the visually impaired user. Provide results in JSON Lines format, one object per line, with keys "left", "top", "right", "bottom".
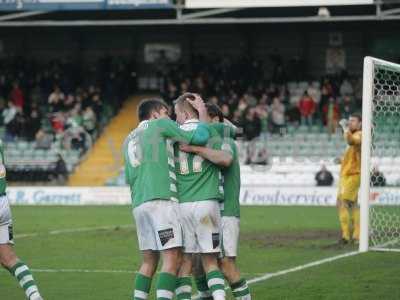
{"left": 0, "top": 1, "right": 399, "bottom": 26}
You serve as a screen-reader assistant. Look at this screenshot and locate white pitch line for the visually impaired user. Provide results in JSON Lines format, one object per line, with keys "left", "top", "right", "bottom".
{"left": 247, "top": 251, "right": 360, "bottom": 285}
{"left": 192, "top": 251, "right": 360, "bottom": 300}
{"left": 15, "top": 224, "right": 134, "bottom": 239}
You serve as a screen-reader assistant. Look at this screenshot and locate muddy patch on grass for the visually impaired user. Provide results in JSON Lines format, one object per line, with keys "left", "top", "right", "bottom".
{"left": 241, "top": 229, "right": 353, "bottom": 250}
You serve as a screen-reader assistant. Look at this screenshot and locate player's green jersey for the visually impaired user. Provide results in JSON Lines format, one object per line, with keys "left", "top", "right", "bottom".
{"left": 123, "top": 118, "right": 209, "bottom": 208}
{"left": 211, "top": 123, "right": 241, "bottom": 217}
{"left": 175, "top": 120, "right": 224, "bottom": 203}
{"left": 0, "top": 140, "right": 6, "bottom": 195}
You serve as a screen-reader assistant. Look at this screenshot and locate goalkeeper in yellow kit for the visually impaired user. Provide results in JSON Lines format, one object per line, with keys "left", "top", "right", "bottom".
{"left": 337, "top": 113, "right": 362, "bottom": 244}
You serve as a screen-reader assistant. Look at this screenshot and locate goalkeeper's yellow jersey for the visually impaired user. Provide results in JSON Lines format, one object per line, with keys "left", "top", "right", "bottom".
{"left": 340, "top": 130, "right": 362, "bottom": 177}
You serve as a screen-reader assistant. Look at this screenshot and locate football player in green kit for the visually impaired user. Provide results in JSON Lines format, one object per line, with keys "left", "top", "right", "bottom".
{"left": 123, "top": 98, "right": 209, "bottom": 300}
{"left": 180, "top": 103, "right": 251, "bottom": 300}
{"left": 0, "top": 140, "right": 44, "bottom": 300}
{"left": 173, "top": 94, "right": 230, "bottom": 300}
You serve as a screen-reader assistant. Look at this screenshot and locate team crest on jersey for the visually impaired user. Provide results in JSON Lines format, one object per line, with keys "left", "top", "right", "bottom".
{"left": 158, "top": 228, "right": 174, "bottom": 246}
{"left": 0, "top": 164, "right": 6, "bottom": 179}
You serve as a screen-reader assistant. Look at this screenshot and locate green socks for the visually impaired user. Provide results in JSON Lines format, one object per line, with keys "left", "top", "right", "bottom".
{"left": 176, "top": 276, "right": 192, "bottom": 300}
{"left": 195, "top": 275, "right": 213, "bottom": 300}
{"left": 8, "top": 261, "right": 42, "bottom": 300}
{"left": 231, "top": 278, "right": 251, "bottom": 300}
{"left": 133, "top": 273, "right": 152, "bottom": 300}
{"left": 206, "top": 270, "right": 226, "bottom": 300}
{"left": 156, "top": 272, "right": 176, "bottom": 300}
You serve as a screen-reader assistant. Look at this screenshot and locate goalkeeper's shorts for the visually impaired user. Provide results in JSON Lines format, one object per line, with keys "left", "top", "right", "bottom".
{"left": 338, "top": 175, "right": 361, "bottom": 202}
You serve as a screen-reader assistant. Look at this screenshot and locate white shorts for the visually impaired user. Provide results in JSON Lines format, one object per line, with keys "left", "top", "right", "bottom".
{"left": 180, "top": 200, "right": 221, "bottom": 254}
{"left": 133, "top": 200, "right": 182, "bottom": 251}
{"left": 0, "top": 195, "right": 14, "bottom": 245}
{"left": 221, "top": 216, "right": 240, "bottom": 258}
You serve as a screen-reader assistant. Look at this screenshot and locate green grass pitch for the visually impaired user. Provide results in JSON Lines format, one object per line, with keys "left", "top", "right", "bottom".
{"left": 1, "top": 206, "right": 399, "bottom": 299}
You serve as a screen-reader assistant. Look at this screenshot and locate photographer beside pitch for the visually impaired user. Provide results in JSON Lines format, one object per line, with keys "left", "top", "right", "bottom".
{"left": 337, "top": 114, "right": 362, "bottom": 244}
{"left": 180, "top": 103, "right": 251, "bottom": 300}
{"left": 123, "top": 98, "right": 210, "bottom": 300}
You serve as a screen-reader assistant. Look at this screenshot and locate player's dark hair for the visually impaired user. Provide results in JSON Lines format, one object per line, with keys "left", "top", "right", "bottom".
{"left": 137, "top": 98, "right": 168, "bottom": 121}
{"left": 351, "top": 113, "right": 362, "bottom": 123}
{"left": 174, "top": 93, "right": 199, "bottom": 118}
{"left": 206, "top": 103, "right": 224, "bottom": 122}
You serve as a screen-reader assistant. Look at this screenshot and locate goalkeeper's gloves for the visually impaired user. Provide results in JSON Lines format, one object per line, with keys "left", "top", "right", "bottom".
{"left": 339, "top": 119, "right": 349, "bottom": 131}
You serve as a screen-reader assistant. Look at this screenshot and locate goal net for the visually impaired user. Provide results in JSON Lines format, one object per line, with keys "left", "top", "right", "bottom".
{"left": 360, "top": 57, "right": 400, "bottom": 252}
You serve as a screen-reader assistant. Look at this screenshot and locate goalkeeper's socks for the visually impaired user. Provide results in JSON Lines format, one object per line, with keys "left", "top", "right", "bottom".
{"left": 352, "top": 206, "right": 360, "bottom": 241}
{"left": 338, "top": 205, "right": 351, "bottom": 241}
{"left": 175, "top": 276, "right": 192, "bottom": 300}
{"left": 195, "top": 275, "right": 213, "bottom": 300}
{"left": 133, "top": 273, "right": 152, "bottom": 300}
{"left": 231, "top": 278, "right": 251, "bottom": 300}
{"left": 7, "top": 261, "right": 42, "bottom": 300}
{"left": 156, "top": 272, "right": 176, "bottom": 300}
{"left": 206, "top": 270, "right": 226, "bottom": 300}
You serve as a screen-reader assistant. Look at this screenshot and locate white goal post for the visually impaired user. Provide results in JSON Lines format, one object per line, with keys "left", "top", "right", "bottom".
{"left": 360, "top": 56, "right": 400, "bottom": 253}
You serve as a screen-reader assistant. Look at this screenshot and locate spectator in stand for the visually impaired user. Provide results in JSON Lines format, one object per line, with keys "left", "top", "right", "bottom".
{"left": 163, "top": 82, "right": 179, "bottom": 104}
{"left": 51, "top": 112, "right": 66, "bottom": 134}
{"left": 221, "top": 104, "right": 230, "bottom": 118}
{"left": 10, "top": 81, "right": 24, "bottom": 109}
{"left": 256, "top": 102, "right": 269, "bottom": 140}
{"left": 82, "top": 106, "right": 96, "bottom": 136}
{"left": 35, "top": 129, "right": 53, "bottom": 150}
{"left": 298, "top": 91, "right": 316, "bottom": 126}
{"left": 237, "top": 96, "right": 249, "bottom": 113}
{"left": 231, "top": 109, "right": 243, "bottom": 129}
{"left": 48, "top": 86, "right": 65, "bottom": 113}
{"left": 319, "top": 84, "right": 331, "bottom": 116}
{"left": 25, "top": 104, "right": 42, "bottom": 141}
{"left": 2, "top": 101, "right": 18, "bottom": 141}
{"left": 90, "top": 93, "right": 103, "bottom": 120}
{"left": 270, "top": 97, "right": 286, "bottom": 134}
{"left": 315, "top": 165, "right": 334, "bottom": 186}
{"left": 52, "top": 153, "right": 68, "bottom": 183}
{"left": 323, "top": 97, "right": 340, "bottom": 134}
{"left": 242, "top": 107, "right": 261, "bottom": 141}
{"left": 307, "top": 82, "right": 320, "bottom": 104}
{"left": 371, "top": 166, "right": 386, "bottom": 187}
{"left": 340, "top": 79, "right": 354, "bottom": 96}
{"left": 340, "top": 95, "right": 356, "bottom": 120}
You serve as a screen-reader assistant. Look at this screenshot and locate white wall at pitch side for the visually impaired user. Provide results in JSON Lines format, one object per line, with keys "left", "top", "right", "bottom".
{"left": 6, "top": 186, "right": 400, "bottom": 206}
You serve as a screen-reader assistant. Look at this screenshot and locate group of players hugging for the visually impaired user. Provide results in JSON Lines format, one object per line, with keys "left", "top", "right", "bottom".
{"left": 123, "top": 93, "right": 251, "bottom": 300}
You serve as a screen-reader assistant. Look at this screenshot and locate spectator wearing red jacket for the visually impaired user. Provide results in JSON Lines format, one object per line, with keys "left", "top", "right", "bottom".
{"left": 298, "top": 91, "right": 316, "bottom": 126}
{"left": 10, "top": 81, "right": 24, "bottom": 109}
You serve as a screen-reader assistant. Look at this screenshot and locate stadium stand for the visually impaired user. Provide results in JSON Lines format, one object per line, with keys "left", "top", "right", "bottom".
{"left": 0, "top": 56, "right": 135, "bottom": 183}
